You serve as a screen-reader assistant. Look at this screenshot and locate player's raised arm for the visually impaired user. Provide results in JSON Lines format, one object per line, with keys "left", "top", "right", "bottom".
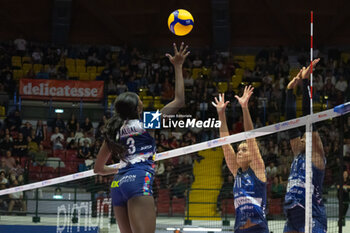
{"left": 299, "top": 58, "right": 325, "bottom": 169}
{"left": 161, "top": 42, "right": 189, "bottom": 115}
{"left": 212, "top": 93, "right": 239, "bottom": 176}
{"left": 235, "top": 86, "right": 266, "bottom": 182}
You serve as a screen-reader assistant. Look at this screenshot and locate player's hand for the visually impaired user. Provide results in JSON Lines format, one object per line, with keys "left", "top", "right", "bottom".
{"left": 301, "top": 58, "right": 320, "bottom": 79}
{"left": 235, "top": 85, "right": 254, "bottom": 108}
{"left": 165, "top": 42, "right": 190, "bottom": 66}
{"left": 287, "top": 69, "right": 302, "bottom": 89}
{"left": 212, "top": 93, "right": 229, "bottom": 115}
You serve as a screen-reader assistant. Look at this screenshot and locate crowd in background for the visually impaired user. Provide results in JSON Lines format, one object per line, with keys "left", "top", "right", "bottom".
{"left": 0, "top": 37, "right": 350, "bottom": 214}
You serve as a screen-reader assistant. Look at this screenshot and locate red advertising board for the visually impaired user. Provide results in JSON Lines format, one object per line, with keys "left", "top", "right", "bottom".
{"left": 19, "top": 79, "right": 104, "bottom": 101}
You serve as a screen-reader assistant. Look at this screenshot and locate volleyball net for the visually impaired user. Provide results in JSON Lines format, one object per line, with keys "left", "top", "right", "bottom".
{"left": 0, "top": 103, "right": 349, "bottom": 233}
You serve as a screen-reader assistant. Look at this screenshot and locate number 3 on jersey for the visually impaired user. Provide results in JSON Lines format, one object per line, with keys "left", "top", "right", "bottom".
{"left": 126, "top": 137, "right": 136, "bottom": 154}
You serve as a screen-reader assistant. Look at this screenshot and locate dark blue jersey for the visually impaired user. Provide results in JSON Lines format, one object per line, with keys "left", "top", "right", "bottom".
{"left": 284, "top": 153, "right": 327, "bottom": 225}
{"left": 117, "top": 119, "right": 156, "bottom": 174}
{"left": 233, "top": 167, "right": 268, "bottom": 230}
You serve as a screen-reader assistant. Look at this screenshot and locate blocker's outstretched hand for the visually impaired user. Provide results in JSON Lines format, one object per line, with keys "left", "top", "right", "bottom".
{"left": 235, "top": 85, "right": 254, "bottom": 108}
{"left": 166, "top": 42, "right": 190, "bottom": 66}
{"left": 301, "top": 58, "right": 320, "bottom": 79}
{"left": 212, "top": 93, "right": 229, "bottom": 115}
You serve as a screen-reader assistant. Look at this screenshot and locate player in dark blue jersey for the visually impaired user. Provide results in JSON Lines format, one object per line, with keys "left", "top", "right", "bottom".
{"left": 94, "top": 43, "right": 189, "bottom": 233}
{"left": 284, "top": 58, "right": 327, "bottom": 233}
{"left": 213, "top": 86, "right": 269, "bottom": 233}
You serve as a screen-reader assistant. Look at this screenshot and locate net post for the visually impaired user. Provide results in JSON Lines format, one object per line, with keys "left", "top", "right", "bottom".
{"left": 72, "top": 187, "right": 78, "bottom": 223}
{"left": 32, "top": 188, "right": 41, "bottom": 223}
{"left": 338, "top": 115, "right": 345, "bottom": 232}
{"left": 305, "top": 10, "right": 314, "bottom": 233}
{"left": 305, "top": 119, "right": 313, "bottom": 233}
{"left": 184, "top": 188, "right": 192, "bottom": 225}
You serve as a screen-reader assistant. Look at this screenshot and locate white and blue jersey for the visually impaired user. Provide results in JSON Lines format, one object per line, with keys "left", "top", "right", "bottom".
{"left": 110, "top": 119, "right": 156, "bottom": 206}
{"left": 117, "top": 119, "right": 156, "bottom": 174}
{"left": 284, "top": 153, "right": 327, "bottom": 228}
{"left": 233, "top": 167, "right": 268, "bottom": 231}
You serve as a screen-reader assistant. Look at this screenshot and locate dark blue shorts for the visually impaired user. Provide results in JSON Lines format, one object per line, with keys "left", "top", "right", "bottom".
{"left": 284, "top": 206, "right": 327, "bottom": 233}
{"left": 110, "top": 169, "right": 153, "bottom": 207}
{"left": 235, "top": 224, "right": 269, "bottom": 233}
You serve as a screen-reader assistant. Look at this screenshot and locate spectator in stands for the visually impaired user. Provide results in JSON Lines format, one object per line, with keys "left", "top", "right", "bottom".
{"left": 30, "top": 144, "right": 47, "bottom": 166}
{"left": 52, "top": 113, "right": 66, "bottom": 132}
{"left": 46, "top": 64, "right": 57, "bottom": 78}
{"left": 13, "top": 133, "right": 28, "bottom": 157}
{"left": 266, "top": 162, "right": 278, "bottom": 179}
{"left": 57, "top": 61, "right": 68, "bottom": 79}
{"left": 27, "top": 136, "right": 38, "bottom": 154}
{"left": 66, "top": 131, "right": 77, "bottom": 150}
{"left": 0, "top": 171, "right": 8, "bottom": 188}
{"left": 8, "top": 180, "right": 26, "bottom": 213}
{"left": 9, "top": 160, "right": 24, "bottom": 183}
{"left": 4, "top": 110, "right": 22, "bottom": 132}
{"left": 335, "top": 75, "right": 348, "bottom": 93}
{"left": 0, "top": 134, "right": 13, "bottom": 154}
{"left": 21, "top": 122, "right": 32, "bottom": 139}
{"left": 4, "top": 150, "right": 16, "bottom": 169}
{"left": 34, "top": 120, "right": 46, "bottom": 143}
{"left": 32, "top": 48, "right": 43, "bottom": 64}
{"left": 13, "top": 35, "right": 27, "bottom": 56}
{"left": 79, "top": 131, "right": 92, "bottom": 146}
{"left": 338, "top": 170, "right": 350, "bottom": 226}
{"left": 0, "top": 158, "right": 10, "bottom": 175}
{"left": 87, "top": 52, "right": 102, "bottom": 66}
{"left": 116, "top": 79, "right": 128, "bottom": 95}
{"left": 67, "top": 114, "right": 78, "bottom": 133}
{"left": 51, "top": 127, "right": 64, "bottom": 150}
{"left": 80, "top": 117, "right": 94, "bottom": 134}
{"left": 91, "top": 139, "right": 102, "bottom": 158}
{"left": 106, "top": 75, "right": 118, "bottom": 95}
{"left": 126, "top": 74, "right": 138, "bottom": 93}
{"left": 78, "top": 139, "right": 91, "bottom": 159}
{"left": 170, "top": 174, "right": 188, "bottom": 199}
{"left": 271, "top": 175, "right": 285, "bottom": 199}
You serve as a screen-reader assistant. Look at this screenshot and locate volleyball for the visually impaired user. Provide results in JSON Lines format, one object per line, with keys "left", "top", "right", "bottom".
{"left": 168, "top": 9, "right": 194, "bottom": 36}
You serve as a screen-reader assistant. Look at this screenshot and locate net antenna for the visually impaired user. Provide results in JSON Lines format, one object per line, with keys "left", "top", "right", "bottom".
{"left": 305, "top": 10, "right": 314, "bottom": 233}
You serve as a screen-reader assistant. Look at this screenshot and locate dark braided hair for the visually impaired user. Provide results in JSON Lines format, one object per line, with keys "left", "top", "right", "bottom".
{"left": 104, "top": 92, "right": 140, "bottom": 161}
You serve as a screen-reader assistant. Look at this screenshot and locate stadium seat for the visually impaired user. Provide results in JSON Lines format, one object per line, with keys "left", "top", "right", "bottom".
{"left": 13, "top": 70, "right": 24, "bottom": 80}
{"left": 33, "top": 64, "right": 43, "bottom": 73}
{"left": 75, "top": 59, "right": 86, "bottom": 66}
{"left": 89, "top": 73, "right": 98, "bottom": 80}
{"left": 76, "top": 66, "right": 86, "bottom": 73}
{"left": 157, "top": 189, "right": 170, "bottom": 214}
{"left": 66, "top": 150, "right": 78, "bottom": 159}
{"left": 53, "top": 149, "right": 66, "bottom": 161}
{"left": 171, "top": 197, "right": 185, "bottom": 214}
{"left": 66, "top": 65, "right": 76, "bottom": 73}
{"left": 217, "top": 82, "right": 228, "bottom": 93}
{"left": 11, "top": 56, "right": 21, "bottom": 63}
{"left": 97, "top": 66, "right": 105, "bottom": 73}
{"left": 269, "top": 198, "right": 283, "bottom": 215}
{"left": 87, "top": 66, "right": 97, "bottom": 73}
{"left": 192, "top": 68, "right": 202, "bottom": 79}
{"left": 221, "top": 198, "right": 235, "bottom": 215}
{"left": 22, "top": 63, "right": 32, "bottom": 72}
{"left": 235, "top": 68, "right": 244, "bottom": 76}
{"left": 65, "top": 58, "right": 75, "bottom": 66}
{"left": 22, "top": 56, "right": 31, "bottom": 63}
{"left": 69, "top": 72, "right": 79, "bottom": 78}
{"left": 79, "top": 72, "right": 90, "bottom": 81}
